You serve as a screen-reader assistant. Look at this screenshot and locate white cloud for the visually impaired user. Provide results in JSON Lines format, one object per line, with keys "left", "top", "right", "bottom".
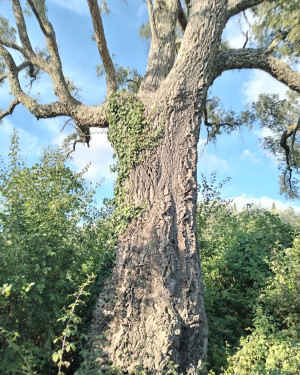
{"left": 254, "top": 127, "right": 275, "bottom": 139}
{"left": 54, "top": 128, "right": 115, "bottom": 184}
{"left": 241, "top": 149, "right": 261, "bottom": 163}
{"left": 223, "top": 12, "right": 254, "bottom": 49}
{"left": 242, "top": 70, "right": 288, "bottom": 103}
{"left": 198, "top": 139, "right": 229, "bottom": 173}
{"left": 49, "top": 0, "right": 89, "bottom": 15}
{"left": 229, "top": 194, "right": 300, "bottom": 213}
{"left": 198, "top": 152, "right": 229, "bottom": 173}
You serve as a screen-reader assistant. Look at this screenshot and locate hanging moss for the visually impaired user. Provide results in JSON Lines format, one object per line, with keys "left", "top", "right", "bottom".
{"left": 106, "top": 92, "right": 164, "bottom": 234}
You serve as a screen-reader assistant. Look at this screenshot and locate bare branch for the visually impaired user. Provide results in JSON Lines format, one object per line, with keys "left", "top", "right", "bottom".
{"left": 9, "top": 0, "right": 71, "bottom": 103}
{"left": 146, "top": 0, "right": 158, "bottom": 39}
{"left": 23, "top": 0, "right": 75, "bottom": 103}
{"left": 71, "top": 103, "right": 109, "bottom": 128}
{"left": 280, "top": 117, "right": 300, "bottom": 194}
{"left": 183, "top": 0, "right": 191, "bottom": 17}
{"left": 177, "top": 0, "right": 187, "bottom": 33}
{"left": 87, "top": 0, "right": 117, "bottom": 97}
{"left": 242, "top": 30, "right": 249, "bottom": 48}
{"left": 0, "top": 60, "right": 32, "bottom": 83}
{"left": 215, "top": 48, "right": 300, "bottom": 93}
{"left": 11, "top": 0, "right": 37, "bottom": 55}
{"left": 0, "top": 99, "right": 20, "bottom": 121}
{"left": 1, "top": 28, "right": 109, "bottom": 131}
{"left": 27, "top": 0, "right": 48, "bottom": 37}
{"left": 0, "top": 43, "right": 68, "bottom": 119}
{"left": 227, "top": 0, "right": 266, "bottom": 20}
{"left": 66, "top": 139, "right": 78, "bottom": 159}
{"left": 140, "top": 0, "right": 179, "bottom": 94}
{"left": 0, "top": 38, "right": 24, "bottom": 54}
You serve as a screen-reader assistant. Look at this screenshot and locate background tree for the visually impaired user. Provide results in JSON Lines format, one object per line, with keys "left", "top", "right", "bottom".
{"left": 0, "top": 0, "right": 300, "bottom": 373}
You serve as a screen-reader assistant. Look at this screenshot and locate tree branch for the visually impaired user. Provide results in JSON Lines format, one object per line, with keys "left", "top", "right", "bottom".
{"left": 280, "top": 117, "right": 300, "bottom": 194}
{"left": 27, "top": 0, "right": 49, "bottom": 37}
{"left": 0, "top": 38, "right": 24, "bottom": 54}
{"left": 0, "top": 99, "right": 20, "bottom": 121}
{"left": 11, "top": 0, "right": 34, "bottom": 54}
{"left": 0, "top": 43, "right": 68, "bottom": 119}
{"left": 146, "top": 0, "right": 158, "bottom": 40}
{"left": 87, "top": 0, "right": 117, "bottom": 97}
{"left": 0, "top": 61, "right": 32, "bottom": 83}
{"left": 26, "top": 0, "right": 74, "bottom": 103}
{"left": 139, "top": 0, "right": 179, "bottom": 94}
{"left": 183, "top": 0, "right": 191, "bottom": 17}
{"left": 177, "top": 0, "right": 187, "bottom": 33}
{"left": 215, "top": 48, "right": 300, "bottom": 93}
{"left": 227, "top": 0, "right": 266, "bottom": 20}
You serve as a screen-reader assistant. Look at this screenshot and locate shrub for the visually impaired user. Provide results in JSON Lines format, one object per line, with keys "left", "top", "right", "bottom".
{"left": 0, "top": 131, "right": 114, "bottom": 374}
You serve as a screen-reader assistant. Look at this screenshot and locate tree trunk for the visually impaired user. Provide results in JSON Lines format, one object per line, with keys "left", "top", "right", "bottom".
{"left": 86, "top": 96, "right": 208, "bottom": 374}
{"left": 86, "top": 1, "right": 228, "bottom": 373}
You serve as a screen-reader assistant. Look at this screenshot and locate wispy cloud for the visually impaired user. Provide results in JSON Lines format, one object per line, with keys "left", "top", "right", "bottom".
{"left": 54, "top": 128, "right": 115, "bottom": 184}
{"left": 241, "top": 149, "right": 261, "bottom": 163}
{"left": 223, "top": 12, "right": 254, "bottom": 49}
{"left": 49, "top": 0, "right": 89, "bottom": 16}
{"left": 229, "top": 193, "right": 300, "bottom": 213}
{"left": 242, "top": 70, "right": 288, "bottom": 103}
{"left": 198, "top": 138, "right": 229, "bottom": 173}
{"left": 198, "top": 152, "right": 230, "bottom": 173}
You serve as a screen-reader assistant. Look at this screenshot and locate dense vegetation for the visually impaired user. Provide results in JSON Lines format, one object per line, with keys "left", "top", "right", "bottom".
{"left": 198, "top": 174, "right": 300, "bottom": 374}
{"left": 0, "top": 132, "right": 115, "bottom": 374}
{"left": 0, "top": 139, "right": 299, "bottom": 374}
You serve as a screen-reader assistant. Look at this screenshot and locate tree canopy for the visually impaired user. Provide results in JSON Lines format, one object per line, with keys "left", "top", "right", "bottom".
{"left": 0, "top": 0, "right": 299, "bottom": 197}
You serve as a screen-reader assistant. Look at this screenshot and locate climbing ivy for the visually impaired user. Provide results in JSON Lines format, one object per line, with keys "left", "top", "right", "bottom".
{"left": 107, "top": 92, "right": 164, "bottom": 234}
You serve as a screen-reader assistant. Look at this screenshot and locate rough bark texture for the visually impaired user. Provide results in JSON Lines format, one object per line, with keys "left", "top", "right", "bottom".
{"left": 86, "top": 1, "right": 228, "bottom": 373}
{"left": 87, "top": 101, "right": 207, "bottom": 374}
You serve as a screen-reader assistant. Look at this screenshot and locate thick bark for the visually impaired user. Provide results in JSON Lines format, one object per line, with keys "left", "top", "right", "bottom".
{"left": 86, "top": 2, "right": 229, "bottom": 373}
{"left": 87, "top": 100, "right": 207, "bottom": 374}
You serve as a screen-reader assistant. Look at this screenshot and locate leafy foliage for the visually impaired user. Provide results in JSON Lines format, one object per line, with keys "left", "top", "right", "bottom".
{"left": 251, "top": 90, "right": 300, "bottom": 199}
{"left": 106, "top": 92, "right": 164, "bottom": 233}
{"left": 0, "top": 131, "right": 114, "bottom": 374}
{"left": 252, "top": 0, "right": 300, "bottom": 61}
{"left": 52, "top": 274, "right": 96, "bottom": 375}
{"left": 0, "top": 15, "right": 16, "bottom": 43}
{"left": 197, "top": 174, "right": 298, "bottom": 374}
{"left": 203, "top": 96, "right": 255, "bottom": 140}
{"left": 96, "top": 61, "right": 142, "bottom": 94}
{"left": 224, "top": 236, "right": 300, "bottom": 375}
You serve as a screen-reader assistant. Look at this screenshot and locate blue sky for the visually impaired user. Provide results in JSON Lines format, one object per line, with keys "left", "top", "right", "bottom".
{"left": 0, "top": 0, "right": 299, "bottom": 211}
